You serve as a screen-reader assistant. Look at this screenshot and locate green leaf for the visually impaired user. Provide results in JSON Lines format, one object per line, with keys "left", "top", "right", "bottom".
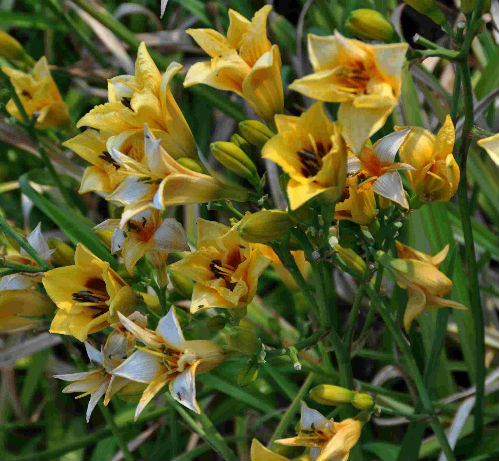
{"left": 171, "top": 0, "right": 211, "bottom": 26}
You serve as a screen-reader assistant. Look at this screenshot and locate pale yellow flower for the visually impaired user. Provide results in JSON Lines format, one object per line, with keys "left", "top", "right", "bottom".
{"left": 262, "top": 102, "right": 347, "bottom": 210}
{"left": 3, "top": 56, "right": 70, "bottom": 128}
{"left": 168, "top": 218, "right": 271, "bottom": 313}
{"left": 289, "top": 32, "right": 408, "bottom": 153}
{"left": 398, "top": 115, "right": 460, "bottom": 202}
{"left": 43, "top": 244, "right": 136, "bottom": 341}
{"left": 184, "top": 5, "right": 284, "bottom": 124}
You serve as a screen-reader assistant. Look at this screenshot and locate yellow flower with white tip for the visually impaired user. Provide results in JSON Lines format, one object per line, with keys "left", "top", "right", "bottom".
{"left": 105, "top": 125, "right": 246, "bottom": 225}
{"left": 275, "top": 401, "right": 363, "bottom": 461}
{"left": 289, "top": 32, "right": 408, "bottom": 153}
{"left": 378, "top": 242, "right": 467, "bottom": 331}
{"left": 335, "top": 175, "right": 378, "bottom": 225}
{"left": 55, "top": 315, "right": 147, "bottom": 422}
{"left": 477, "top": 132, "right": 499, "bottom": 166}
{"left": 184, "top": 5, "right": 284, "bottom": 124}
{"left": 398, "top": 115, "right": 460, "bottom": 202}
{"left": 112, "top": 307, "right": 223, "bottom": 418}
{"left": 2, "top": 56, "right": 70, "bottom": 128}
{"left": 168, "top": 218, "right": 271, "bottom": 313}
{"left": 347, "top": 129, "right": 413, "bottom": 208}
{"left": 95, "top": 209, "right": 189, "bottom": 286}
{"left": 42, "top": 244, "right": 136, "bottom": 342}
{"left": 262, "top": 102, "right": 347, "bottom": 210}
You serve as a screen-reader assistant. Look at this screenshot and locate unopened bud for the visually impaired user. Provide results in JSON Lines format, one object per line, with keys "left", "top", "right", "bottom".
{"left": 352, "top": 392, "right": 375, "bottom": 410}
{"left": 403, "top": 0, "right": 446, "bottom": 25}
{"left": 335, "top": 245, "right": 366, "bottom": 276}
{"left": 230, "top": 133, "right": 252, "bottom": 155}
{"left": 310, "top": 384, "right": 355, "bottom": 405}
{"left": 169, "top": 271, "right": 194, "bottom": 299}
{"left": 0, "top": 30, "right": 34, "bottom": 66}
{"left": 177, "top": 157, "right": 203, "bottom": 173}
{"left": 239, "top": 120, "right": 275, "bottom": 148}
{"left": 239, "top": 210, "right": 295, "bottom": 243}
{"left": 211, "top": 141, "right": 259, "bottom": 186}
{"left": 237, "top": 362, "right": 259, "bottom": 386}
{"left": 346, "top": 9, "right": 395, "bottom": 42}
{"left": 47, "top": 238, "right": 75, "bottom": 266}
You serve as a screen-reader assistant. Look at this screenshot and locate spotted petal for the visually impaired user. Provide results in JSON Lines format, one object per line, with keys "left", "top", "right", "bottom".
{"left": 170, "top": 362, "right": 200, "bottom": 413}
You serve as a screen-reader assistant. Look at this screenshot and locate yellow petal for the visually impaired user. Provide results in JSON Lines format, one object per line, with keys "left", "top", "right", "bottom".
{"left": 478, "top": 133, "right": 499, "bottom": 166}
{"left": 398, "top": 126, "right": 435, "bottom": 171}
{"left": 63, "top": 130, "right": 109, "bottom": 166}
{"left": 135, "top": 42, "right": 161, "bottom": 94}
{"left": 433, "top": 115, "right": 455, "bottom": 161}
{"left": 318, "top": 419, "right": 362, "bottom": 461}
{"left": 186, "top": 28, "right": 232, "bottom": 57}
{"left": 372, "top": 43, "right": 408, "bottom": 98}
{"left": 287, "top": 179, "right": 326, "bottom": 209}
{"left": 289, "top": 69, "right": 353, "bottom": 103}
{"left": 239, "top": 5, "right": 272, "bottom": 67}
{"left": 307, "top": 33, "right": 341, "bottom": 71}
{"left": 79, "top": 166, "right": 113, "bottom": 194}
{"left": 227, "top": 9, "right": 251, "bottom": 49}
{"left": 250, "top": 439, "right": 289, "bottom": 461}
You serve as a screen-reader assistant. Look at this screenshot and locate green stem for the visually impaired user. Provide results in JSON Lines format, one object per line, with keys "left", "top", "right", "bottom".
{"left": 0, "top": 259, "right": 51, "bottom": 273}
{"left": 269, "top": 373, "right": 314, "bottom": 448}
{"left": 344, "top": 284, "right": 366, "bottom": 351}
{"left": 98, "top": 402, "right": 134, "bottom": 461}
{"left": 365, "top": 286, "right": 456, "bottom": 461}
{"left": 266, "top": 328, "right": 330, "bottom": 359}
{"left": 0, "top": 216, "right": 52, "bottom": 271}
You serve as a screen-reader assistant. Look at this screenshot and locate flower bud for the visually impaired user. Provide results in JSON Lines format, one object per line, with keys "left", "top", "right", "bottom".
{"left": 47, "top": 238, "right": 75, "bottom": 266}
{"left": 169, "top": 271, "right": 194, "bottom": 299}
{"left": 176, "top": 157, "right": 203, "bottom": 173}
{"left": 310, "top": 384, "right": 355, "bottom": 405}
{"left": 0, "top": 290, "right": 54, "bottom": 333}
{"left": 345, "top": 9, "right": 395, "bottom": 42}
{"left": 239, "top": 120, "right": 275, "bottom": 148}
{"left": 352, "top": 392, "right": 375, "bottom": 410}
{"left": 335, "top": 245, "right": 366, "bottom": 276}
{"left": 0, "top": 30, "right": 33, "bottom": 66}
{"left": 211, "top": 141, "right": 259, "bottom": 185}
{"left": 237, "top": 362, "right": 259, "bottom": 386}
{"left": 230, "top": 133, "right": 253, "bottom": 155}
{"left": 403, "top": 0, "right": 446, "bottom": 25}
{"left": 239, "top": 210, "right": 295, "bottom": 243}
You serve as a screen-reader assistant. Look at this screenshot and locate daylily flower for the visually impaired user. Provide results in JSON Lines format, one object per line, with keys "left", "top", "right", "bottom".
{"left": 112, "top": 307, "right": 224, "bottom": 418}
{"left": 0, "top": 223, "right": 54, "bottom": 291}
{"left": 289, "top": 32, "right": 408, "bottom": 153}
{"left": 262, "top": 102, "right": 347, "bottom": 210}
{"left": 378, "top": 242, "right": 467, "bottom": 331}
{"left": 275, "top": 402, "right": 363, "bottom": 461}
{"left": 2, "top": 56, "right": 70, "bottom": 128}
{"left": 95, "top": 209, "right": 189, "bottom": 286}
{"left": 55, "top": 316, "right": 147, "bottom": 422}
{"left": 250, "top": 439, "right": 290, "bottom": 461}
{"left": 43, "top": 244, "right": 136, "bottom": 341}
{"left": 347, "top": 129, "right": 413, "bottom": 208}
{"left": 184, "top": 5, "right": 284, "bottom": 124}
{"left": 105, "top": 126, "right": 246, "bottom": 225}
{"left": 478, "top": 133, "right": 499, "bottom": 166}
{"left": 335, "top": 175, "right": 378, "bottom": 225}
{"left": 168, "top": 218, "right": 271, "bottom": 313}
{"left": 398, "top": 115, "right": 460, "bottom": 202}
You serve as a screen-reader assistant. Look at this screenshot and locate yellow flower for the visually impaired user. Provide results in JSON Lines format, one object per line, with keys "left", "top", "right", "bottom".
{"left": 112, "top": 307, "right": 223, "bottom": 418}
{"left": 55, "top": 315, "right": 147, "bottom": 422}
{"left": 250, "top": 439, "right": 290, "bottom": 461}
{"left": 168, "top": 218, "right": 271, "bottom": 313}
{"left": 262, "top": 102, "right": 347, "bottom": 210}
{"left": 105, "top": 126, "right": 246, "bottom": 225}
{"left": 398, "top": 115, "right": 460, "bottom": 202}
{"left": 379, "top": 242, "right": 467, "bottom": 331}
{"left": 289, "top": 32, "right": 408, "bottom": 153}
{"left": 43, "top": 244, "right": 136, "bottom": 342}
{"left": 2, "top": 56, "right": 70, "bottom": 128}
{"left": 477, "top": 132, "right": 499, "bottom": 166}
{"left": 347, "top": 129, "right": 413, "bottom": 208}
{"left": 95, "top": 209, "right": 189, "bottom": 286}
{"left": 184, "top": 5, "right": 284, "bottom": 124}
{"left": 335, "top": 175, "right": 378, "bottom": 225}
{"left": 275, "top": 402, "right": 363, "bottom": 461}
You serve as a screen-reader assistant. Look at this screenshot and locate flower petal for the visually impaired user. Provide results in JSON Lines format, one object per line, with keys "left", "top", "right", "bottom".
{"left": 300, "top": 401, "right": 329, "bottom": 431}
{"left": 250, "top": 439, "right": 289, "bottom": 461}
{"left": 86, "top": 381, "right": 108, "bottom": 422}
{"left": 170, "top": 362, "right": 200, "bottom": 413}
{"left": 153, "top": 218, "right": 190, "bottom": 252}
{"left": 374, "top": 128, "right": 411, "bottom": 164}
{"left": 372, "top": 171, "right": 408, "bottom": 208}
{"left": 112, "top": 349, "right": 161, "bottom": 383}
{"left": 156, "top": 306, "right": 185, "bottom": 350}
{"left": 85, "top": 342, "right": 104, "bottom": 365}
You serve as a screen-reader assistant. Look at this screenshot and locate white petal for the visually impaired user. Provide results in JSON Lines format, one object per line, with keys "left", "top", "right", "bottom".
{"left": 110, "top": 229, "right": 126, "bottom": 254}
{"left": 374, "top": 128, "right": 411, "bottom": 164}
{"left": 86, "top": 381, "right": 108, "bottom": 422}
{"left": 160, "top": 0, "right": 169, "bottom": 18}
{"left": 153, "top": 219, "right": 190, "bottom": 252}
{"left": 372, "top": 171, "right": 409, "bottom": 208}
{"left": 110, "top": 148, "right": 150, "bottom": 175}
{"left": 144, "top": 124, "right": 163, "bottom": 173}
{"left": 25, "top": 223, "right": 54, "bottom": 261}
{"left": 171, "top": 366, "right": 200, "bottom": 413}
{"left": 108, "top": 177, "right": 150, "bottom": 205}
{"left": 300, "top": 401, "right": 329, "bottom": 431}
{"left": 0, "top": 274, "right": 37, "bottom": 291}
{"left": 112, "top": 350, "right": 160, "bottom": 383}
{"left": 156, "top": 306, "right": 185, "bottom": 350}
{"left": 54, "top": 371, "right": 96, "bottom": 382}
{"left": 85, "top": 342, "right": 104, "bottom": 365}
{"left": 94, "top": 219, "right": 119, "bottom": 230}
{"left": 347, "top": 155, "right": 362, "bottom": 174}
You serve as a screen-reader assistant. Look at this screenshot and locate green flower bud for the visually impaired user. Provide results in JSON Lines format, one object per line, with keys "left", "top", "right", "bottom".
{"left": 352, "top": 392, "right": 375, "bottom": 410}
{"left": 346, "top": 9, "right": 396, "bottom": 42}
{"left": 237, "top": 362, "right": 259, "bottom": 386}
{"left": 310, "top": 384, "right": 355, "bottom": 405}
{"left": 403, "top": 0, "right": 446, "bottom": 25}
{"left": 239, "top": 120, "right": 275, "bottom": 148}
{"left": 230, "top": 133, "right": 253, "bottom": 155}
{"left": 239, "top": 210, "right": 295, "bottom": 243}
{"left": 169, "top": 271, "right": 194, "bottom": 299}
{"left": 211, "top": 141, "right": 259, "bottom": 185}
{"left": 176, "top": 157, "right": 204, "bottom": 173}
{"left": 335, "top": 245, "right": 366, "bottom": 276}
